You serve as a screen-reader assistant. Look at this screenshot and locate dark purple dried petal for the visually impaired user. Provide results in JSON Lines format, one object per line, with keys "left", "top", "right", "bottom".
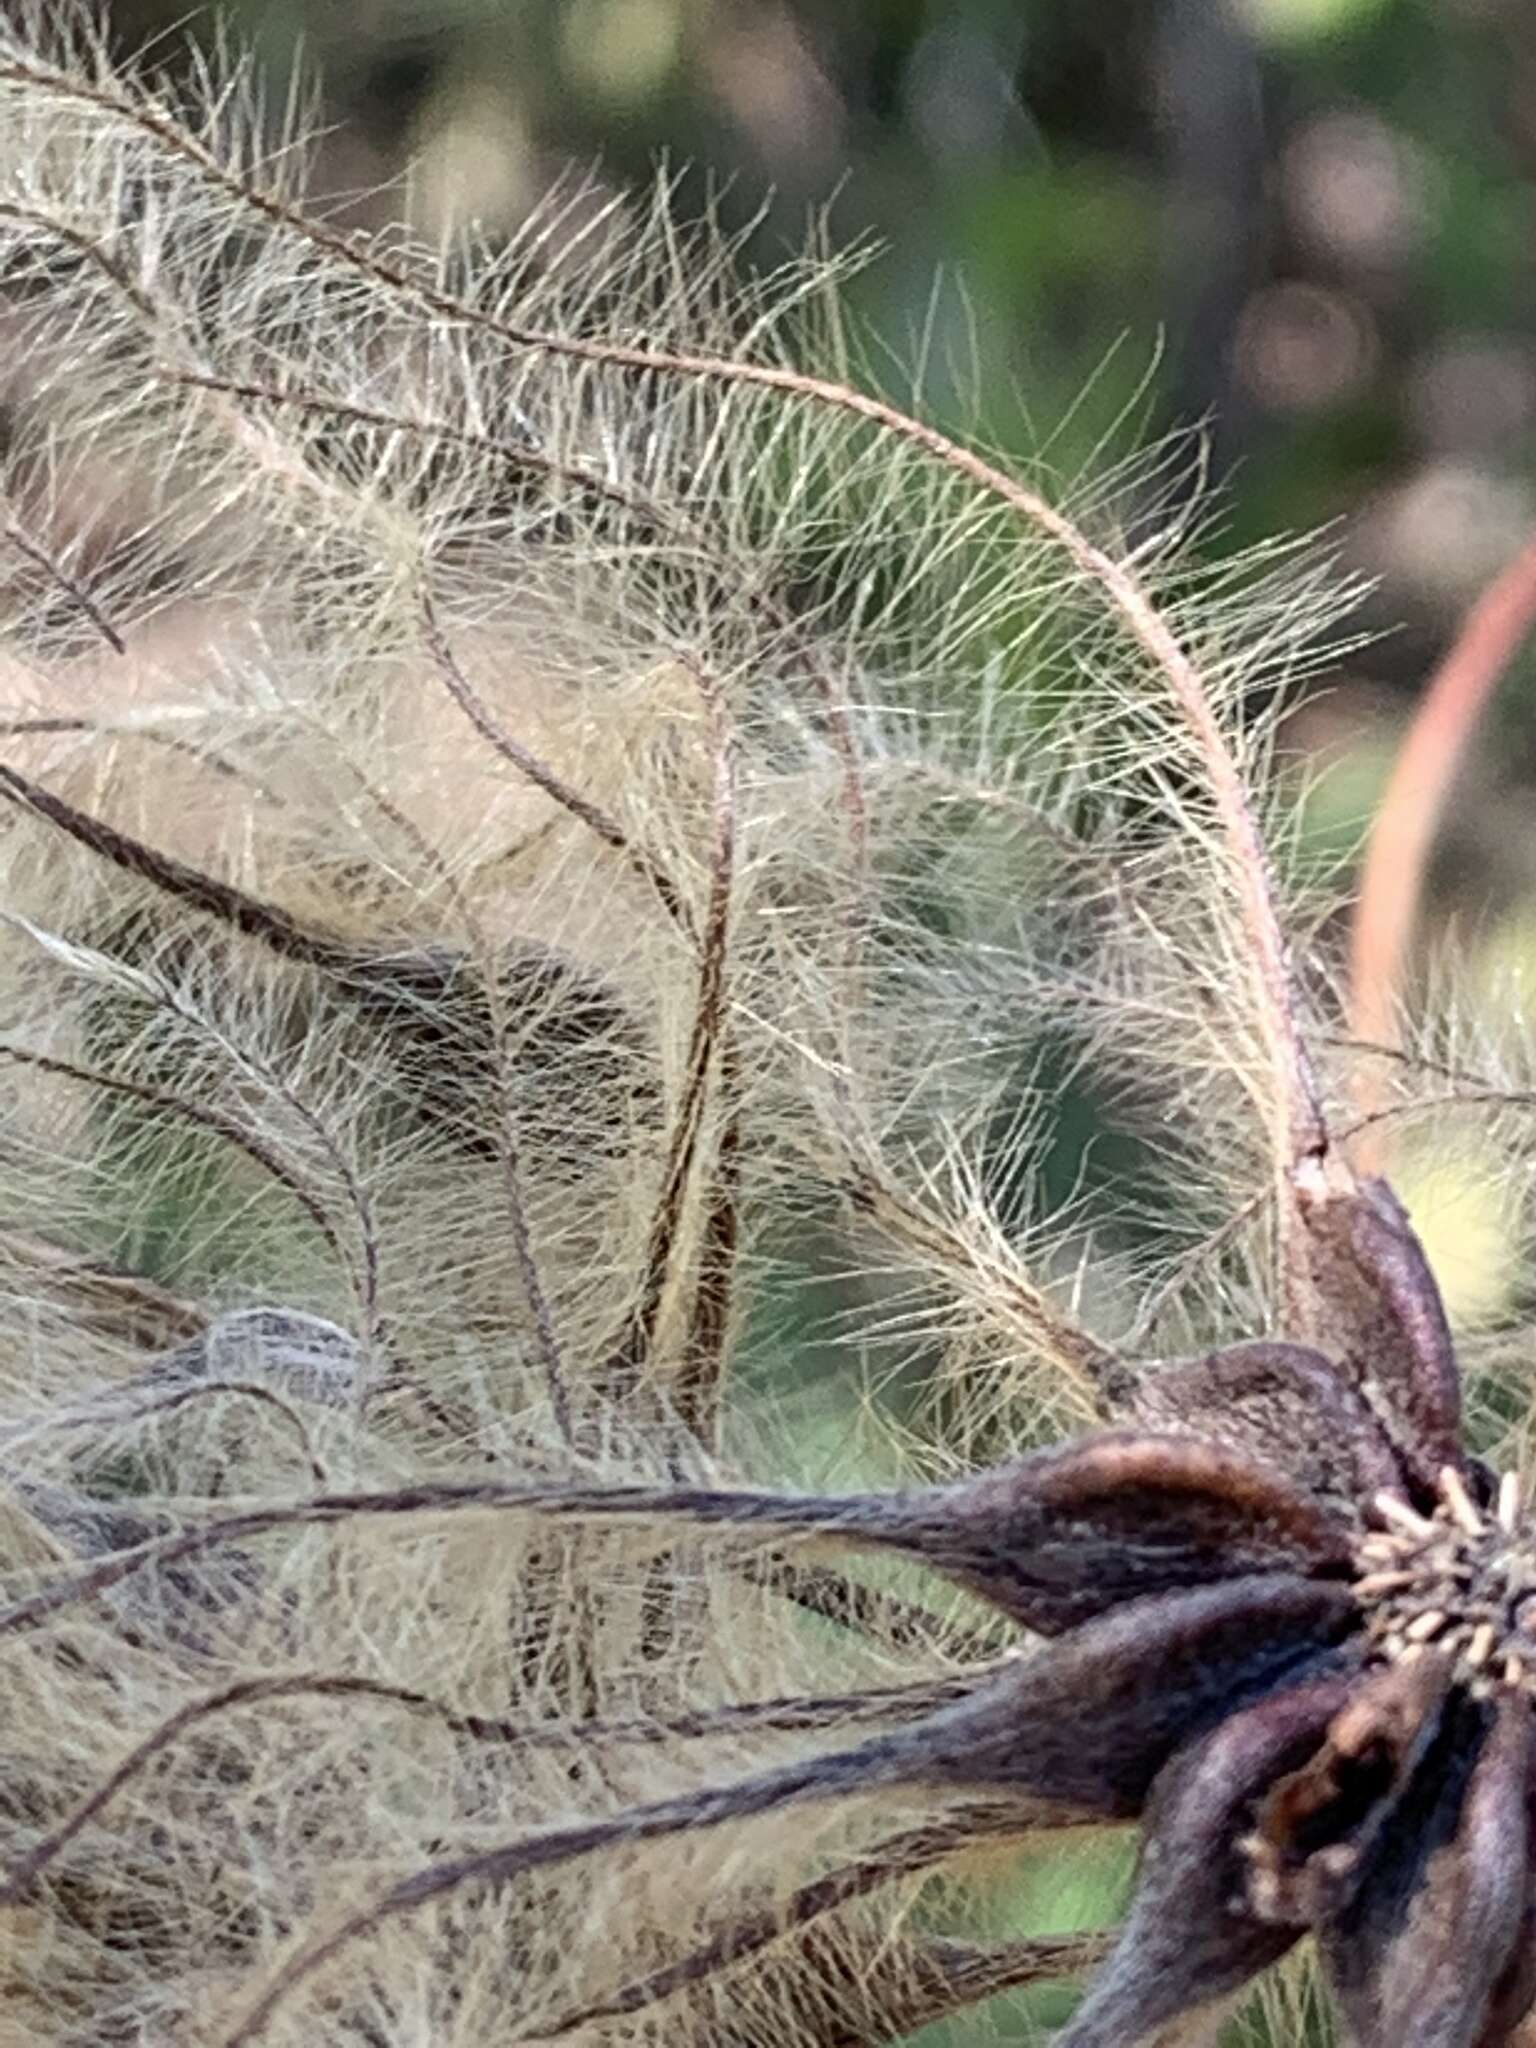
{"left": 1321, "top": 1691, "right": 1533, "bottom": 2048}
{"left": 1460, "top": 1697, "right": 1536, "bottom": 2048}
{"left": 916, "top": 1572, "right": 1359, "bottom": 1817}
{"left": 1297, "top": 1172, "right": 1463, "bottom": 1490}
{"left": 1053, "top": 1674, "right": 1355, "bottom": 2048}
{"left": 913, "top": 1432, "right": 1352, "bottom": 1632}
{"left": 1120, "top": 1341, "right": 1406, "bottom": 1522}
{"left": 1244, "top": 1655, "right": 1451, "bottom": 1928}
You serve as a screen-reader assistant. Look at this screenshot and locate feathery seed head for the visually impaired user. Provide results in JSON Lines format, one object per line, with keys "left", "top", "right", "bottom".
{"left": 1, "top": 7, "right": 1532, "bottom": 2048}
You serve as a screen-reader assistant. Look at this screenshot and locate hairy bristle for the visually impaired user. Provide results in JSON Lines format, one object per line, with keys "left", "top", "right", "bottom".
{"left": 0, "top": 6, "right": 1497, "bottom": 2044}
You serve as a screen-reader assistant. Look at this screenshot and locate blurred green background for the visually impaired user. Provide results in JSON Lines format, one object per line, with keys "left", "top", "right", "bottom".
{"left": 52, "top": 1, "right": 1536, "bottom": 2037}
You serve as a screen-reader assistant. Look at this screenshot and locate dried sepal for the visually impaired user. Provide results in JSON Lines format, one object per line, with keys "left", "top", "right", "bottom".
{"left": 1296, "top": 1171, "right": 1463, "bottom": 1492}
{"left": 1056, "top": 1673, "right": 1356, "bottom": 2048}
{"left": 1321, "top": 1692, "right": 1535, "bottom": 2048}
{"left": 1121, "top": 1340, "right": 1406, "bottom": 1521}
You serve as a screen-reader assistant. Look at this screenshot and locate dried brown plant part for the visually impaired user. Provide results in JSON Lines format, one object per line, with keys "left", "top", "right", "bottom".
{"left": 417, "top": 591, "right": 688, "bottom": 934}
{"left": 0, "top": 947, "right": 386, "bottom": 1363}
{"left": 2, "top": 513, "right": 125, "bottom": 655}
{"left": 0, "top": 758, "right": 360, "bottom": 972}
{"left": 1292, "top": 1172, "right": 1464, "bottom": 1494}
{"left": 527, "top": 1807, "right": 1046, "bottom": 2038}
{"left": 0, "top": 756, "right": 640, "bottom": 1433}
{"left": 1054, "top": 1672, "right": 1357, "bottom": 2048}
{"left": 678, "top": 1041, "right": 742, "bottom": 1440}
{"left": 824, "top": 1927, "right": 1112, "bottom": 2045}
{"left": 652, "top": 1922, "right": 1114, "bottom": 2048}
{"left": 0, "top": 1373, "right": 330, "bottom": 1484}
{"left": 0, "top": 762, "right": 766, "bottom": 1560}
{"left": 301, "top": 736, "right": 638, "bottom": 1447}
{"left": 1119, "top": 1339, "right": 1405, "bottom": 1521}
{"left": 1319, "top": 1690, "right": 1534, "bottom": 2048}
{"left": 210, "top": 1575, "right": 1354, "bottom": 2046}
{"left": 734, "top": 1552, "right": 985, "bottom": 1659}
{"left": 1245, "top": 1656, "right": 1455, "bottom": 1932}
{"left": 0, "top": 193, "right": 158, "bottom": 326}
{"left": 0, "top": 192, "right": 388, "bottom": 536}
{"left": 1349, "top": 530, "right": 1536, "bottom": 1089}
{"left": 603, "top": 665, "right": 735, "bottom": 1435}
{"left": 0, "top": 1039, "right": 347, "bottom": 1267}
{"left": 163, "top": 372, "right": 876, "bottom": 1090}
{"left": 0, "top": 1223, "right": 207, "bottom": 1350}
{"left": 0, "top": 713, "right": 287, "bottom": 803}
{"left": 3, "top": 31, "right": 1335, "bottom": 1294}
{"left": 0, "top": 1438, "right": 1351, "bottom": 1642}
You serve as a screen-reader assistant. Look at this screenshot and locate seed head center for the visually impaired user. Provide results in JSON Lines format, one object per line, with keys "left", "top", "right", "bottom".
{"left": 1352, "top": 1467, "right": 1536, "bottom": 1698}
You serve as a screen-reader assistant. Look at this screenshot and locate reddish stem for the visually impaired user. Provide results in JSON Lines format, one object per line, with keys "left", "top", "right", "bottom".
{"left": 1349, "top": 531, "right": 1536, "bottom": 1084}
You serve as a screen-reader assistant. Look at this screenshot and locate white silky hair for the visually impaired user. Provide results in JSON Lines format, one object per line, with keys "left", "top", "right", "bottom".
{"left": 0, "top": 7, "right": 1515, "bottom": 2044}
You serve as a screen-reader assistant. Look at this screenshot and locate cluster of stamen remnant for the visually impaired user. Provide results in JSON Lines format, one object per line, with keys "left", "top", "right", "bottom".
{"left": 1353, "top": 1468, "right": 1536, "bottom": 1698}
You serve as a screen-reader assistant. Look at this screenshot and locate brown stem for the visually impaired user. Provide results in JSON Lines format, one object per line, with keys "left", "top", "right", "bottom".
{"left": 605, "top": 667, "right": 735, "bottom": 1419}
{"left": 418, "top": 590, "right": 687, "bottom": 931}
{"left": 0, "top": 1223, "right": 207, "bottom": 1348}
{"left": 820, "top": 1926, "right": 1113, "bottom": 2045}
{"left": 0, "top": 1373, "right": 329, "bottom": 1482}
{"left": 0, "top": 762, "right": 353, "bottom": 971}
{"left": 737, "top": 1553, "right": 989, "bottom": 1659}
{"left": 212, "top": 1703, "right": 1036, "bottom": 2048}
{"left": 0, "top": 1478, "right": 917, "bottom": 1640}
{"left": 0, "top": 1042, "right": 347, "bottom": 1266}
{"left": 2, "top": 518, "right": 126, "bottom": 654}
{"left": 0, "top": 1670, "right": 965, "bottom": 1904}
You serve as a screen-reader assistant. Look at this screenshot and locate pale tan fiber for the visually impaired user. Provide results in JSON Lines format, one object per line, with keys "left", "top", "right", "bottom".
{"left": 0, "top": 10, "right": 1510, "bottom": 2047}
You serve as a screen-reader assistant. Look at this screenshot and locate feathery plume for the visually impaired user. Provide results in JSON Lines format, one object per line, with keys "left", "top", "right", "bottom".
{"left": 1, "top": 9, "right": 1529, "bottom": 2046}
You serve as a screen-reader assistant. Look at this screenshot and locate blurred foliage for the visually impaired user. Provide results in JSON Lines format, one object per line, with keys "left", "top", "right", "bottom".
{"left": 109, "top": 0, "right": 1536, "bottom": 594}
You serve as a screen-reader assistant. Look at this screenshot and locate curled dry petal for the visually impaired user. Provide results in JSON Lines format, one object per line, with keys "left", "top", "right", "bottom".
{"left": 1121, "top": 1341, "right": 1406, "bottom": 1523}
{"left": 1321, "top": 1691, "right": 1534, "bottom": 2048}
{"left": 1055, "top": 1673, "right": 1356, "bottom": 2048}
{"left": 909, "top": 1433, "right": 1353, "bottom": 1632}
{"left": 1244, "top": 1655, "right": 1452, "bottom": 1928}
{"left": 1296, "top": 1174, "right": 1463, "bottom": 1492}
